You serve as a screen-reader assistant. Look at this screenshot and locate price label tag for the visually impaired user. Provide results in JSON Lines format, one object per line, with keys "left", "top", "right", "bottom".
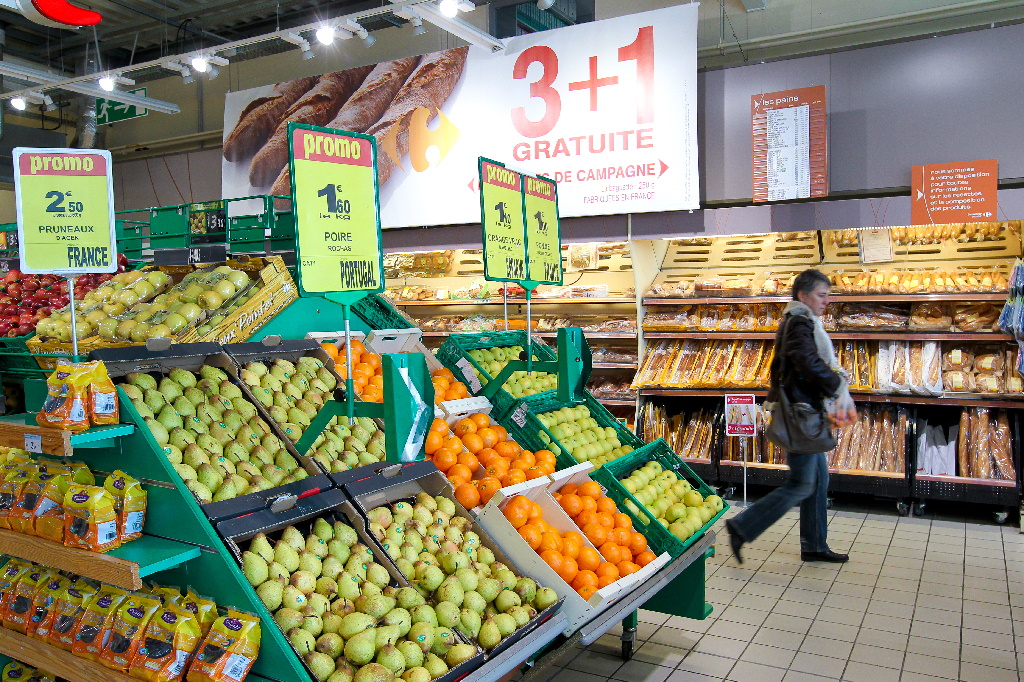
{"left": 479, "top": 159, "right": 526, "bottom": 282}
{"left": 288, "top": 124, "right": 383, "bottom": 295}
{"left": 13, "top": 148, "right": 117, "bottom": 275}
{"left": 455, "top": 358, "right": 482, "bottom": 393}
{"left": 24, "top": 433, "right": 42, "bottom": 453}
{"left": 152, "top": 244, "right": 228, "bottom": 267}
{"left": 511, "top": 404, "right": 529, "bottom": 428}
{"left": 524, "top": 175, "right": 562, "bottom": 285}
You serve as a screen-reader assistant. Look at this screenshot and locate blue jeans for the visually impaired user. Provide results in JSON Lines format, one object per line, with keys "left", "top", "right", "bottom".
{"left": 729, "top": 452, "right": 829, "bottom": 553}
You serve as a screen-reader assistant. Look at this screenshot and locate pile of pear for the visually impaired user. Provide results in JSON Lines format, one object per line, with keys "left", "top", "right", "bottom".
{"left": 372, "top": 493, "right": 558, "bottom": 653}
{"left": 122, "top": 365, "right": 306, "bottom": 503}
{"left": 244, "top": 517, "right": 475, "bottom": 682}
{"left": 306, "top": 415, "right": 386, "bottom": 474}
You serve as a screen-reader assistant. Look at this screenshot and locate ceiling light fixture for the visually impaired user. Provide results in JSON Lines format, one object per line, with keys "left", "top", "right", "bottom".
{"left": 413, "top": 0, "right": 504, "bottom": 52}
{"left": 438, "top": 0, "right": 459, "bottom": 18}
{"left": 98, "top": 75, "right": 115, "bottom": 91}
{"left": 10, "top": 97, "right": 26, "bottom": 110}
{"left": 410, "top": 11, "right": 427, "bottom": 35}
{"left": 537, "top": 0, "right": 555, "bottom": 9}
{"left": 191, "top": 55, "right": 209, "bottom": 73}
{"left": 282, "top": 32, "right": 315, "bottom": 59}
{"left": 316, "top": 25, "right": 336, "bottom": 45}
{"left": 41, "top": 94, "right": 55, "bottom": 111}
{"left": 346, "top": 21, "right": 375, "bottom": 47}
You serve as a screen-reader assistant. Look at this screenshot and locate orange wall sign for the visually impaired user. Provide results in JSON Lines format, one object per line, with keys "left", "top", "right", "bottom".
{"left": 751, "top": 85, "right": 828, "bottom": 202}
{"left": 911, "top": 159, "right": 998, "bottom": 224}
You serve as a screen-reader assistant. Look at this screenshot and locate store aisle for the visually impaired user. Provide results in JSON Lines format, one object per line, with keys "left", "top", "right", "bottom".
{"left": 528, "top": 506, "right": 1023, "bottom": 682}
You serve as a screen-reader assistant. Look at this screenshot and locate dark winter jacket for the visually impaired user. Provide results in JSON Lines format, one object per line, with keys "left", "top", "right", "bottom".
{"left": 767, "top": 313, "right": 843, "bottom": 410}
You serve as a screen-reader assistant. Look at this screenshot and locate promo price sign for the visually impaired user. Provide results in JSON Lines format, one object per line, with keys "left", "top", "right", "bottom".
{"left": 479, "top": 159, "right": 526, "bottom": 282}
{"left": 13, "top": 147, "right": 117, "bottom": 274}
{"left": 725, "top": 394, "right": 757, "bottom": 437}
{"left": 288, "top": 123, "right": 384, "bottom": 296}
{"left": 524, "top": 175, "right": 563, "bottom": 285}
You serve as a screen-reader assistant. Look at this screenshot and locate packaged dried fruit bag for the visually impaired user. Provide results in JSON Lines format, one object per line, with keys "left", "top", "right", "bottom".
{"left": 1, "top": 661, "right": 36, "bottom": 682}
{"left": 63, "top": 484, "right": 121, "bottom": 552}
{"left": 49, "top": 579, "right": 98, "bottom": 651}
{"left": 90, "top": 361, "right": 120, "bottom": 425}
{"left": 72, "top": 585, "right": 129, "bottom": 661}
{"left": 33, "top": 474, "right": 72, "bottom": 543}
{"left": 2, "top": 565, "right": 53, "bottom": 633}
{"left": 100, "top": 593, "right": 163, "bottom": 671}
{"left": 182, "top": 589, "right": 218, "bottom": 638}
{"left": 10, "top": 467, "right": 68, "bottom": 535}
{"left": 37, "top": 361, "right": 93, "bottom": 432}
{"left": 130, "top": 603, "right": 203, "bottom": 682}
{"left": 186, "top": 610, "right": 261, "bottom": 682}
{"left": 104, "top": 470, "right": 148, "bottom": 542}
{"left": 26, "top": 572, "right": 70, "bottom": 640}
{"left": 0, "top": 469, "right": 31, "bottom": 530}
{"left": 0, "top": 560, "right": 32, "bottom": 620}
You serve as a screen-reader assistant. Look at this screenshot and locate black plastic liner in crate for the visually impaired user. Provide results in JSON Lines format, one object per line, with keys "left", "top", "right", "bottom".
{"left": 341, "top": 460, "right": 564, "bottom": 661}
{"left": 94, "top": 342, "right": 331, "bottom": 523}
{"left": 216, "top": 488, "right": 485, "bottom": 682}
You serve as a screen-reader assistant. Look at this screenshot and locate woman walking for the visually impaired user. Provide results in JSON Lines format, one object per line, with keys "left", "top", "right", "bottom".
{"left": 726, "top": 269, "right": 857, "bottom": 564}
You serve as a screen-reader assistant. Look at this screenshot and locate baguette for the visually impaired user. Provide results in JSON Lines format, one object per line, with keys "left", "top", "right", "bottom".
{"left": 992, "top": 412, "right": 1015, "bottom": 480}
{"left": 248, "top": 67, "right": 374, "bottom": 187}
{"left": 958, "top": 409, "right": 970, "bottom": 477}
{"left": 366, "top": 47, "right": 469, "bottom": 184}
{"left": 224, "top": 78, "right": 317, "bottom": 161}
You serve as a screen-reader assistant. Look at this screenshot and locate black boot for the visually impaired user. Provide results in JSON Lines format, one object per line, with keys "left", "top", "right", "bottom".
{"left": 801, "top": 549, "right": 849, "bottom": 563}
{"left": 725, "top": 519, "right": 744, "bottom": 565}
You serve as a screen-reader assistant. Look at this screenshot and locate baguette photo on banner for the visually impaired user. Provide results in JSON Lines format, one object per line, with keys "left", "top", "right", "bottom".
{"left": 221, "top": 4, "right": 700, "bottom": 228}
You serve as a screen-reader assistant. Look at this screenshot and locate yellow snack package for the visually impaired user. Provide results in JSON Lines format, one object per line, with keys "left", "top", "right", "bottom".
{"left": 90, "top": 361, "right": 120, "bottom": 425}
{"left": 183, "top": 589, "right": 218, "bottom": 637}
{"left": 49, "top": 578, "right": 99, "bottom": 651}
{"left": 104, "top": 470, "right": 148, "bottom": 542}
{"left": 37, "top": 361, "right": 93, "bottom": 432}
{"left": 72, "top": 585, "right": 129, "bottom": 661}
{"left": 63, "top": 484, "right": 121, "bottom": 552}
{"left": 130, "top": 604, "right": 203, "bottom": 682}
{"left": 11, "top": 469, "right": 69, "bottom": 536}
{"left": 101, "top": 593, "right": 163, "bottom": 671}
{"left": 154, "top": 585, "right": 183, "bottom": 607}
{"left": 26, "top": 572, "right": 70, "bottom": 640}
{"left": 33, "top": 474, "right": 73, "bottom": 543}
{"left": 1, "top": 662, "right": 37, "bottom": 682}
{"left": 65, "top": 459, "right": 96, "bottom": 485}
{"left": 186, "top": 610, "right": 261, "bottom": 682}
{"left": 0, "top": 469, "right": 31, "bottom": 530}
{"left": 3, "top": 565, "right": 53, "bottom": 633}
{"left": 0, "top": 560, "right": 32, "bottom": 621}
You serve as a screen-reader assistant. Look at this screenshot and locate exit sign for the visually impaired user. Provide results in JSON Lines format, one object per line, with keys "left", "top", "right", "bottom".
{"left": 97, "top": 88, "right": 148, "bottom": 125}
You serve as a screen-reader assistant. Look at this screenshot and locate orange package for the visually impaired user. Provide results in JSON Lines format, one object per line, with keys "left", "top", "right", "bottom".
{"left": 186, "top": 610, "right": 261, "bottom": 682}
{"left": 0, "top": 560, "right": 32, "bottom": 619}
{"left": 129, "top": 604, "right": 203, "bottom": 682}
{"left": 26, "top": 572, "right": 70, "bottom": 640}
{"left": 36, "top": 361, "right": 93, "bottom": 432}
{"left": 100, "top": 593, "right": 162, "bottom": 671}
{"left": 9, "top": 468, "right": 67, "bottom": 536}
{"left": 90, "top": 361, "right": 120, "bottom": 425}
{"left": 2, "top": 565, "right": 52, "bottom": 633}
{"left": 48, "top": 579, "right": 99, "bottom": 651}
{"left": 72, "top": 586, "right": 129, "bottom": 661}
{"left": 63, "top": 485, "right": 121, "bottom": 552}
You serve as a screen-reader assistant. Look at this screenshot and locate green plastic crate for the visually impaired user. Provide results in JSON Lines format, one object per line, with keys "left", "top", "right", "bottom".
{"left": 0, "top": 333, "right": 41, "bottom": 372}
{"left": 591, "top": 439, "right": 728, "bottom": 558}
{"left": 352, "top": 294, "right": 416, "bottom": 331}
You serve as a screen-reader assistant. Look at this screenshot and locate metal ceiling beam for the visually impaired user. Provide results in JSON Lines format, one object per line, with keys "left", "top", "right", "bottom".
{"left": 0, "top": 59, "right": 180, "bottom": 112}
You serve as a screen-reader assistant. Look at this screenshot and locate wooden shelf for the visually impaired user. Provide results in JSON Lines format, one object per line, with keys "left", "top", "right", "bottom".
{"left": 393, "top": 297, "right": 635, "bottom": 306}
{"left": 420, "top": 330, "right": 639, "bottom": 340}
{"left": 592, "top": 363, "right": 639, "bottom": 369}
{"left": 637, "top": 387, "right": 1024, "bottom": 408}
{"left": 0, "top": 416, "right": 134, "bottom": 457}
{"left": 0, "top": 625, "right": 135, "bottom": 681}
{"left": 643, "top": 293, "right": 1009, "bottom": 305}
{"left": 0, "top": 529, "right": 201, "bottom": 591}
{"left": 596, "top": 398, "right": 636, "bottom": 406}
{"left": 643, "top": 331, "right": 1012, "bottom": 341}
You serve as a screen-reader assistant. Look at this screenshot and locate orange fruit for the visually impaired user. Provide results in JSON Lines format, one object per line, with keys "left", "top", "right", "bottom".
{"left": 518, "top": 524, "right": 543, "bottom": 550}
{"left": 579, "top": 496, "right": 598, "bottom": 513}
{"left": 425, "top": 431, "right": 444, "bottom": 456}
{"left": 491, "top": 425, "right": 509, "bottom": 442}
{"left": 444, "top": 436, "right": 463, "bottom": 452}
{"left": 510, "top": 458, "right": 533, "bottom": 472}
{"left": 506, "top": 469, "right": 527, "bottom": 486}
{"left": 516, "top": 451, "right": 536, "bottom": 468}
{"left": 629, "top": 532, "right": 648, "bottom": 555}
{"left": 432, "top": 449, "right": 458, "bottom": 472}
{"left": 457, "top": 452, "right": 480, "bottom": 473}
{"left": 576, "top": 510, "right": 599, "bottom": 528}
{"left": 477, "top": 448, "right": 500, "bottom": 467}
{"left": 443, "top": 388, "right": 462, "bottom": 401}
{"left": 354, "top": 362, "right": 373, "bottom": 376}
{"left": 560, "top": 483, "right": 579, "bottom": 496}
{"left": 494, "top": 441, "right": 520, "bottom": 458}
{"left": 596, "top": 496, "right": 617, "bottom": 514}
{"left": 470, "top": 413, "right": 491, "bottom": 429}
{"left": 454, "top": 483, "right": 481, "bottom": 509}
{"left": 571, "top": 570, "right": 598, "bottom": 591}
{"left": 345, "top": 340, "right": 366, "bottom": 357}
{"left": 539, "top": 550, "right": 563, "bottom": 573}
{"left": 597, "top": 513, "right": 615, "bottom": 529}
{"left": 596, "top": 562, "right": 619, "bottom": 580}
{"left": 535, "top": 449, "right": 556, "bottom": 464}
{"left": 583, "top": 522, "right": 608, "bottom": 547}
{"left": 477, "top": 428, "right": 499, "bottom": 449}
{"left": 525, "top": 466, "right": 546, "bottom": 480}
{"left": 613, "top": 512, "right": 633, "bottom": 529}
{"left": 360, "top": 352, "right": 382, "bottom": 370}
{"left": 578, "top": 481, "right": 602, "bottom": 499}
{"left": 433, "top": 367, "right": 455, "bottom": 382}
{"left": 431, "top": 418, "right": 450, "bottom": 433}
{"left": 635, "top": 551, "right": 657, "bottom": 567}
{"left": 562, "top": 533, "right": 583, "bottom": 560}
{"left": 321, "top": 343, "right": 339, "bottom": 360}
{"left": 559, "top": 494, "right": 583, "bottom": 518}
{"left": 577, "top": 546, "right": 602, "bottom": 572}
{"left": 447, "top": 463, "right": 472, "bottom": 483}
{"left": 536, "top": 462, "right": 556, "bottom": 476}
{"left": 618, "top": 561, "right": 640, "bottom": 577}
{"left": 484, "top": 463, "right": 509, "bottom": 480}
{"left": 462, "top": 434, "right": 484, "bottom": 454}
{"left": 555, "top": 556, "right": 578, "bottom": 584}
{"left": 599, "top": 542, "right": 622, "bottom": 564}
{"left": 370, "top": 375, "right": 384, "bottom": 388}
{"left": 538, "top": 531, "right": 563, "bottom": 553}
{"left": 503, "top": 497, "right": 531, "bottom": 528}
{"left": 576, "top": 585, "right": 597, "bottom": 600}
{"left": 477, "top": 477, "right": 502, "bottom": 505}
{"left": 610, "top": 527, "right": 631, "bottom": 547}
{"left": 527, "top": 500, "right": 543, "bottom": 520}
{"left": 597, "top": 574, "right": 616, "bottom": 589}
{"left": 361, "top": 386, "right": 382, "bottom": 403}
{"left": 454, "top": 419, "right": 477, "bottom": 437}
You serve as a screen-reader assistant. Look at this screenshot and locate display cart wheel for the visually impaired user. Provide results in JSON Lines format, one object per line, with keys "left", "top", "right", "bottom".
{"left": 912, "top": 502, "right": 926, "bottom": 517}
{"left": 621, "top": 637, "right": 634, "bottom": 661}
{"left": 826, "top": 497, "right": 834, "bottom": 510}
{"left": 620, "top": 611, "right": 638, "bottom": 661}
{"left": 994, "top": 509, "right": 1009, "bottom": 524}
{"left": 896, "top": 501, "right": 910, "bottom": 517}
{"left": 720, "top": 487, "right": 736, "bottom": 501}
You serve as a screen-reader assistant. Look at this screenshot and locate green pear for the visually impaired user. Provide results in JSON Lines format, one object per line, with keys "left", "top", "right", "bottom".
{"left": 168, "top": 427, "right": 195, "bottom": 450}
{"left": 158, "top": 378, "right": 184, "bottom": 402}
{"left": 232, "top": 398, "right": 257, "bottom": 420}
{"left": 316, "top": 632, "right": 344, "bottom": 659}
{"left": 398, "top": 640, "right": 425, "bottom": 670}
{"left": 377, "top": 644, "right": 407, "bottom": 675}
{"left": 256, "top": 580, "right": 284, "bottom": 610}
{"left": 430, "top": 627, "right": 456, "bottom": 657}
{"left": 186, "top": 479, "right": 213, "bottom": 503}
{"left": 423, "top": 653, "right": 448, "bottom": 679}
{"left": 339, "top": 611, "right": 376, "bottom": 639}
{"left": 274, "top": 607, "right": 304, "bottom": 632}
{"left": 282, "top": 525, "right": 306, "bottom": 550}
{"left": 275, "top": 541, "right": 300, "bottom": 572}
{"left": 344, "top": 629, "right": 377, "bottom": 666}
{"left": 169, "top": 368, "right": 197, "bottom": 389}
{"left": 269, "top": 561, "right": 290, "bottom": 582}
{"left": 212, "top": 479, "right": 236, "bottom": 502}
{"left": 157, "top": 405, "right": 184, "bottom": 431}
{"left": 283, "top": 584, "right": 309, "bottom": 611}
{"left": 288, "top": 627, "right": 316, "bottom": 654}
{"left": 250, "top": 533, "right": 275, "bottom": 563}
{"left": 173, "top": 463, "right": 198, "bottom": 482}
{"left": 355, "top": 594, "right": 395, "bottom": 620}
{"left": 478, "top": 618, "right": 501, "bottom": 650}
{"left": 126, "top": 372, "right": 157, "bottom": 391}
{"left": 145, "top": 417, "right": 170, "bottom": 445}
{"left": 144, "top": 388, "right": 168, "bottom": 412}
{"left": 242, "top": 551, "right": 269, "bottom": 586}
{"left": 492, "top": 613, "right": 516, "bottom": 637}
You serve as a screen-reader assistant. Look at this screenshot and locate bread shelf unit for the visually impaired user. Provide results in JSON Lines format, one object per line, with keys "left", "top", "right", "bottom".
{"left": 643, "top": 331, "right": 1012, "bottom": 341}
{"left": 0, "top": 529, "right": 201, "bottom": 591}
{"left": 0, "top": 627, "right": 136, "bottom": 682}
{"left": 644, "top": 292, "right": 1009, "bottom": 305}
{"left": 637, "top": 387, "right": 1024, "bottom": 409}
{"left": 392, "top": 297, "right": 636, "bottom": 306}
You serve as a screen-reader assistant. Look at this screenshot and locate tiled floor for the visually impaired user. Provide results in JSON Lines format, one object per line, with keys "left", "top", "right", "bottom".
{"left": 525, "top": 504, "right": 1024, "bottom": 681}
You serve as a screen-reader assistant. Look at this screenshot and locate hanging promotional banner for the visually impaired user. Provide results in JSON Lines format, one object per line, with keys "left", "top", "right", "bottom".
{"left": 911, "top": 159, "right": 998, "bottom": 224}
{"left": 222, "top": 4, "right": 699, "bottom": 228}
{"left": 13, "top": 147, "right": 117, "bottom": 275}
{"left": 524, "top": 174, "right": 563, "bottom": 285}
{"left": 479, "top": 158, "right": 527, "bottom": 282}
{"left": 288, "top": 124, "right": 384, "bottom": 295}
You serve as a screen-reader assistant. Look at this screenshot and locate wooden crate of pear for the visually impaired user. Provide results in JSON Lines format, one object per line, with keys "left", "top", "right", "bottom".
{"left": 103, "top": 348, "right": 322, "bottom": 507}
{"left": 342, "top": 462, "right": 562, "bottom": 659}
{"left": 217, "top": 488, "right": 485, "bottom": 682}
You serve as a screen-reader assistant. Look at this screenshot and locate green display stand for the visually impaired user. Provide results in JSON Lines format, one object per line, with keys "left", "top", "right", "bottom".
{"left": 254, "top": 296, "right": 372, "bottom": 341}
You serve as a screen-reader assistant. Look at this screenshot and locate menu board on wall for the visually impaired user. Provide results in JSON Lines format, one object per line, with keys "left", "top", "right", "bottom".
{"left": 911, "top": 159, "right": 998, "bottom": 224}
{"left": 751, "top": 86, "right": 827, "bottom": 202}
{"left": 222, "top": 4, "right": 699, "bottom": 228}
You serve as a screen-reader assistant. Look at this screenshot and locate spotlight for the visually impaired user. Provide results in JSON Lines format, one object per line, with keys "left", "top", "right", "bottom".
{"left": 316, "top": 25, "right": 335, "bottom": 44}
{"left": 439, "top": 0, "right": 459, "bottom": 18}
{"left": 182, "top": 70, "right": 195, "bottom": 84}
{"left": 410, "top": 12, "right": 427, "bottom": 35}
{"left": 537, "top": 0, "right": 555, "bottom": 8}
{"left": 98, "top": 75, "right": 115, "bottom": 91}
{"left": 207, "top": 65, "right": 220, "bottom": 79}
{"left": 361, "top": 31, "right": 376, "bottom": 47}
{"left": 42, "top": 94, "right": 55, "bottom": 111}
{"left": 10, "top": 97, "right": 25, "bottom": 110}
{"left": 191, "top": 55, "right": 209, "bottom": 72}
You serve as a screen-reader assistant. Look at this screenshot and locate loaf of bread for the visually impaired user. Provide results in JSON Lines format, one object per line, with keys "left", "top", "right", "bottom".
{"left": 224, "top": 78, "right": 317, "bottom": 161}
{"left": 992, "top": 412, "right": 1016, "bottom": 480}
{"left": 958, "top": 409, "right": 970, "bottom": 477}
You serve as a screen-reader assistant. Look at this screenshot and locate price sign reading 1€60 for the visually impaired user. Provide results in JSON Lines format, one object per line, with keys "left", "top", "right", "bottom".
{"left": 288, "top": 123, "right": 383, "bottom": 296}
{"left": 479, "top": 158, "right": 526, "bottom": 282}
{"left": 13, "top": 147, "right": 117, "bottom": 275}
{"left": 524, "top": 175, "right": 563, "bottom": 286}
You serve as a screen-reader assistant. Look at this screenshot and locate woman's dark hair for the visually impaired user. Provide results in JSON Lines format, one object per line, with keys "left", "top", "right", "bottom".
{"left": 791, "top": 269, "right": 831, "bottom": 300}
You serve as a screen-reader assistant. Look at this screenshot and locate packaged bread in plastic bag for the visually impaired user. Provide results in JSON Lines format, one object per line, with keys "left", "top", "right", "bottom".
{"left": 72, "top": 585, "right": 130, "bottom": 660}
{"left": 101, "top": 593, "right": 163, "bottom": 671}
{"left": 104, "top": 470, "right": 147, "bottom": 542}
{"left": 130, "top": 603, "right": 203, "bottom": 682}
{"left": 49, "top": 579, "right": 98, "bottom": 650}
{"left": 942, "top": 346, "right": 973, "bottom": 372}
{"left": 63, "top": 484, "right": 121, "bottom": 552}
{"left": 186, "top": 610, "right": 261, "bottom": 682}
{"left": 26, "top": 572, "right": 70, "bottom": 640}
{"left": 36, "top": 361, "right": 93, "bottom": 432}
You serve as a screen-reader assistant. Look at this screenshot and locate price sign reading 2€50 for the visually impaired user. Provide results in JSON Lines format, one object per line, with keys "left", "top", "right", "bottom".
{"left": 480, "top": 159, "right": 526, "bottom": 282}
{"left": 13, "top": 147, "right": 117, "bottom": 275}
{"left": 288, "top": 123, "right": 384, "bottom": 296}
